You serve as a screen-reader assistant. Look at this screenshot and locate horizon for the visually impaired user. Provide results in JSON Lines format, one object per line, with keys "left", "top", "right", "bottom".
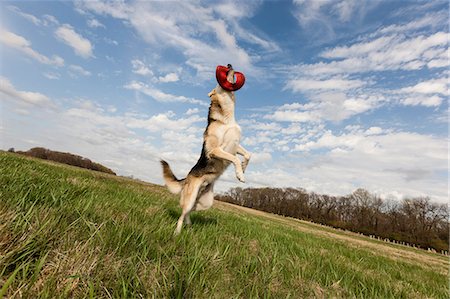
{"left": 1, "top": 1, "right": 448, "bottom": 203}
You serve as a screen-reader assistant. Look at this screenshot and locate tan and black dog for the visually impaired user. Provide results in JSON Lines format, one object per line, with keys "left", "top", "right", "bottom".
{"left": 161, "top": 65, "right": 251, "bottom": 235}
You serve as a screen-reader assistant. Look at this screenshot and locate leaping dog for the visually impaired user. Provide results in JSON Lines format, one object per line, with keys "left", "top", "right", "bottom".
{"left": 161, "top": 64, "right": 251, "bottom": 235}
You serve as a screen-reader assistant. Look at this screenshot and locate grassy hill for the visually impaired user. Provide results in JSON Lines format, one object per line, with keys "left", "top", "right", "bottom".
{"left": 0, "top": 152, "right": 448, "bottom": 298}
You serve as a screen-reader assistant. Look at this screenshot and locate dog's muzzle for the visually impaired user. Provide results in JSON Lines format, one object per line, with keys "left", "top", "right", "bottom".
{"left": 216, "top": 65, "right": 245, "bottom": 91}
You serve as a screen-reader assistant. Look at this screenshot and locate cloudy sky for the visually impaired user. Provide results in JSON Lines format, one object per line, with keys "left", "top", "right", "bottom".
{"left": 1, "top": 1, "right": 448, "bottom": 202}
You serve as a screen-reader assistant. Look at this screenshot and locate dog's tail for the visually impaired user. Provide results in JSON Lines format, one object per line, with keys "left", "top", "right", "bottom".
{"left": 160, "top": 160, "right": 184, "bottom": 194}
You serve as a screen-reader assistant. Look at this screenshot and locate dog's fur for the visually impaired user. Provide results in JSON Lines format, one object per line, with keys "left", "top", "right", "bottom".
{"left": 161, "top": 68, "right": 251, "bottom": 235}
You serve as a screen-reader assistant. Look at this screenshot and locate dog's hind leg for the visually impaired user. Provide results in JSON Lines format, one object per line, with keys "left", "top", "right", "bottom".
{"left": 236, "top": 145, "right": 251, "bottom": 173}
{"left": 174, "top": 177, "right": 202, "bottom": 235}
{"left": 185, "top": 214, "right": 191, "bottom": 226}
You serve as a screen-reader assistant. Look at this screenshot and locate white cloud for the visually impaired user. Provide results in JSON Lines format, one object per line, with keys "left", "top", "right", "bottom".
{"left": 52, "top": 109, "right": 162, "bottom": 178}
{"left": 294, "top": 0, "right": 364, "bottom": 23}
{"left": 27, "top": 102, "right": 205, "bottom": 183}
{"left": 427, "top": 57, "right": 449, "bottom": 68}
{"left": 294, "top": 0, "right": 335, "bottom": 29}
{"left": 280, "top": 123, "right": 305, "bottom": 135}
{"left": 265, "top": 109, "right": 319, "bottom": 123}
{"left": 432, "top": 106, "right": 449, "bottom": 124}
{"left": 304, "top": 31, "right": 449, "bottom": 75}
{"left": 320, "top": 35, "right": 397, "bottom": 59}
{"left": 342, "top": 96, "right": 380, "bottom": 114}
{"left": 0, "top": 77, "right": 54, "bottom": 108}
{"left": 87, "top": 18, "right": 105, "bottom": 28}
{"left": 294, "top": 130, "right": 361, "bottom": 152}
{"left": 334, "top": 0, "right": 360, "bottom": 22}
{"left": 185, "top": 108, "right": 199, "bottom": 115}
{"left": 77, "top": 0, "right": 277, "bottom": 79}
{"left": 251, "top": 152, "right": 272, "bottom": 164}
{"left": 364, "top": 127, "right": 383, "bottom": 135}
{"left": 292, "top": 0, "right": 379, "bottom": 42}
{"left": 278, "top": 15, "right": 448, "bottom": 120}
{"left": 0, "top": 29, "right": 64, "bottom": 66}
{"left": 240, "top": 119, "right": 282, "bottom": 133}
{"left": 212, "top": 1, "right": 280, "bottom": 52}
{"left": 43, "top": 72, "right": 60, "bottom": 80}
{"left": 240, "top": 120, "right": 284, "bottom": 149}
{"left": 55, "top": 24, "right": 94, "bottom": 58}
{"left": 7, "top": 5, "right": 59, "bottom": 26}
{"left": 131, "top": 59, "right": 153, "bottom": 76}
{"left": 377, "top": 11, "right": 447, "bottom": 36}
{"left": 76, "top": 0, "right": 131, "bottom": 19}
{"left": 7, "top": 5, "right": 41, "bottom": 25}
{"left": 395, "top": 77, "right": 448, "bottom": 107}
{"left": 294, "top": 129, "right": 446, "bottom": 161}
{"left": 285, "top": 77, "right": 365, "bottom": 92}
{"left": 43, "top": 14, "right": 59, "bottom": 26}
{"left": 124, "top": 81, "right": 207, "bottom": 106}
{"left": 69, "top": 65, "right": 91, "bottom": 76}
{"left": 213, "top": 1, "right": 260, "bottom": 20}
{"left": 401, "top": 95, "right": 443, "bottom": 107}
{"left": 286, "top": 128, "right": 448, "bottom": 202}
{"left": 266, "top": 91, "right": 384, "bottom": 123}
{"left": 104, "top": 37, "right": 118, "bottom": 46}
{"left": 158, "top": 73, "right": 179, "bottom": 83}
{"left": 399, "top": 78, "right": 448, "bottom": 95}
{"left": 126, "top": 112, "right": 203, "bottom": 133}
{"left": 282, "top": 22, "right": 448, "bottom": 81}
{"left": 131, "top": 59, "right": 180, "bottom": 83}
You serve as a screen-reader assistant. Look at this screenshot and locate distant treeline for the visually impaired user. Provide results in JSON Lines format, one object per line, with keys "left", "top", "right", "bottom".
{"left": 217, "top": 187, "right": 449, "bottom": 252}
{"left": 8, "top": 147, "right": 116, "bottom": 175}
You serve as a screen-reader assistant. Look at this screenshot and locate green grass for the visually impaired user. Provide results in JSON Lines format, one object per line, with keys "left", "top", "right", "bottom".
{"left": 0, "top": 152, "right": 448, "bottom": 298}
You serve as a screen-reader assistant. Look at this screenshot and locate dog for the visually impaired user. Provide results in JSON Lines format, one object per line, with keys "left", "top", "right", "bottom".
{"left": 161, "top": 64, "right": 251, "bottom": 235}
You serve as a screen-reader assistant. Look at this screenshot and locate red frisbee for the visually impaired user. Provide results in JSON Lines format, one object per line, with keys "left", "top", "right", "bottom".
{"left": 215, "top": 65, "right": 245, "bottom": 91}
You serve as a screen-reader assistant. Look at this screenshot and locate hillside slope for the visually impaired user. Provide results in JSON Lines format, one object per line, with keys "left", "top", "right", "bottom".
{"left": 0, "top": 152, "right": 448, "bottom": 298}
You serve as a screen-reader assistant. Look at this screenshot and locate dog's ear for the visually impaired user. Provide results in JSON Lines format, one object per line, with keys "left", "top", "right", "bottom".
{"left": 208, "top": 89, "right": 216, "bottom": 97}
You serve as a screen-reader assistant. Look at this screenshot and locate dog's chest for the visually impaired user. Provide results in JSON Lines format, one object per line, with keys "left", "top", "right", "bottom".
{"left": 218, "top": 121, "right": 241, "bottom": 154}
{"left": 208, "top": 89, "right": 241, "bottom": 153}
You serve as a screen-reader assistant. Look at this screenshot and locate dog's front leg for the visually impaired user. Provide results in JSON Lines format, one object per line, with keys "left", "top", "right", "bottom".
{"left": 209, "top": 147, "right": 245, "bottom": 182}
{"left": 236, "top": 144, "right": 251, "bottom": 173}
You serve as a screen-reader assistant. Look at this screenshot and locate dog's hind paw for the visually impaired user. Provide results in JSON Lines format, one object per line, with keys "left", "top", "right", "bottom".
{"left": 241, "top": 161, "right": 249, "bottom": 173}
{"left": 236, "top": 172, "right": 246, "bottom": 183}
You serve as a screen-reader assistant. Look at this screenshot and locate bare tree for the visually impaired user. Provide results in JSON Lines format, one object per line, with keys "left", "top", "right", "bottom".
{"left": 217, "top": 187, "right": 449, "bottom": 252}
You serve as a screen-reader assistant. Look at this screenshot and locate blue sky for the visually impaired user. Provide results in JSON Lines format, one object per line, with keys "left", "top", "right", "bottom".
{"left": 1, "top": 0, "right": 448, "bottom": 202}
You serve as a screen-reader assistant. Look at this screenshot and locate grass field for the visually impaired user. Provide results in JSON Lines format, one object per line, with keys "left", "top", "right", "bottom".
{"left": 0, "top": 152, "right": 448, "bottom": 298}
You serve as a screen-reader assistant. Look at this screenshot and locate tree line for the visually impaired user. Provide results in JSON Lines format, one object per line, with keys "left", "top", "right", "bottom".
{"left": 216, "top": 187, "right": 449, "bottom": 252}
{"left": 8, "top": 147, "right": 116, "bottom": 175}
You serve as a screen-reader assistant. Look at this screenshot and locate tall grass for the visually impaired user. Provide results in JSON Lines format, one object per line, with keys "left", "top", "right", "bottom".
{"left": 0, "top": 152, "right": 448, "bottom": 298}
